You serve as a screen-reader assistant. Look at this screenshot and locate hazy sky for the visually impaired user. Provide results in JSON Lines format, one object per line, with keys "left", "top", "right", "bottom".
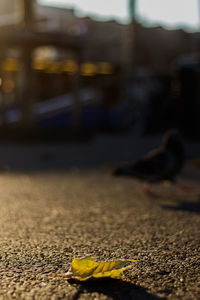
{"left": 38, "top": 0, "right": 199, "bottom": 31}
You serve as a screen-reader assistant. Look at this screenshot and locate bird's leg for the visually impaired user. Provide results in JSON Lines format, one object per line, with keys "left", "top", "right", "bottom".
{"left": 142, "top": 183, "right": 156, "bottom": 197}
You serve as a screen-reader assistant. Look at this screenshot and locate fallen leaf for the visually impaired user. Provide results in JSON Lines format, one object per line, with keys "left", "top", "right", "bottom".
{"left": 53, "top": 257, "right": 136, "bottom": 281}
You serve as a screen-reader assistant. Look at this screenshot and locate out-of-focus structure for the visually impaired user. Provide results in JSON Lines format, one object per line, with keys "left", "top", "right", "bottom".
{"left": 0, "top": 0, "right": 83, "bottom": 136}
{"left": 0, "top": 0, "right": 199, "bottom": 138}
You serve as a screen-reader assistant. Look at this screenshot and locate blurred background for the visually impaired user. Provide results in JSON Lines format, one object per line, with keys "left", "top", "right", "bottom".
{"left": 0, "top": 0, "right": 200, "bottom": 140}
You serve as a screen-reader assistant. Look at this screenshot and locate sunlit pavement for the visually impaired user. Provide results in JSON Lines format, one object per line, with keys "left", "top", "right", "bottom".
{"left": 0, "top": 133, "right": 199, "bottom": 299}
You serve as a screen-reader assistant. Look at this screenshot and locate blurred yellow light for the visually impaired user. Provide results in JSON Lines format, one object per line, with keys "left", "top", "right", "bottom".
{"left": 45, "top": 61, "right": 61, "bottom": 74}
{"left": 81, "top": 62, "right": 97, "bottom": 76}
{"left": 61, "top": 60, "right": 78, "bottom": 74}
{"left": 0, "top": 77, "right": 2, "bottom": 87}
{"left": 2, "top": 58, "right": 20, "bottom": 72}
{"left": 97, "top": 62, "right": 114, "bottom": 75}
{"left": 32, "top": 59, "right": 48, "bottom": 71}
{"left": 3, "top": 79, "right": 15, "bottom": 93}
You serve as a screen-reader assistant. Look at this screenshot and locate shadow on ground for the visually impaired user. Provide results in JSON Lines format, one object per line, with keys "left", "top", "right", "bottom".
{"left": 0, "top": 133, "right": 200, "bottom": 173}
{"left": 70, "top": 278, "right": 165, "bottom": 300}
{"left": 0, "top": 137, "right": 157, "bottom": 172}
{"left": 162, "top": 197, "right": 200, "bottom": 214}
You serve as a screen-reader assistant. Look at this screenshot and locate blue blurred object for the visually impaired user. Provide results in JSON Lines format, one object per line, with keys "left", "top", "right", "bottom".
{"left": 0, "top": 88, "right": 133, "bottom": 132}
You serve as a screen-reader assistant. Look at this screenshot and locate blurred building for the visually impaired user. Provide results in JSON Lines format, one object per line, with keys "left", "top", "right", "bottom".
{"left": 34, "top": 2, "right": 200, "bottom": 136}
{"left": 0, "top": 1, "right": 199, "bottom": 136}
{"left": 0, "top": 1, "right": 199, "bottom": 73}
{"left": 34, "top": 2, "right": 200, "bottom": 73}
{"left": 0, "top": 0, "right": 23, "bottom": 28}
{"left": 133, "top": 23, "right": 200, "bottom": 73}
{"left": 1, "top": 1, "right": 199, "bottom": 74}
{"left": 35, "top": 4, "right": 127, "bottom": 67}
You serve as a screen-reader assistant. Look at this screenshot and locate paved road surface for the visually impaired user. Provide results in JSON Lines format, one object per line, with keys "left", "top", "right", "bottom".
{"left": 0, "top": 133, "right": 199, "bottom": 299}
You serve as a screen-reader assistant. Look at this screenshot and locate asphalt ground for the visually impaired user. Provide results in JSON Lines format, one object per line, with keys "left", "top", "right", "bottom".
{"left": 0, "top": 132, "right": 199, "bottom": 300}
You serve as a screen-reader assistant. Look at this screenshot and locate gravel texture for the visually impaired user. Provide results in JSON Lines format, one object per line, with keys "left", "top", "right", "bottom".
{"left": 0, "top": 133, "right": 199, "bottom": 300}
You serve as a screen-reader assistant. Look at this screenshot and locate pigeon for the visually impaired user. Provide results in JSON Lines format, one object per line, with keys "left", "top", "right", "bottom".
{"left": 113, "top": 129, "right": 185, "bottom": 183}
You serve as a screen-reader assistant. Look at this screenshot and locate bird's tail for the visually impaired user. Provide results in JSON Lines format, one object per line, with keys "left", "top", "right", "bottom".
{"left": 113, "top": 167, "right": 124, "bottom": 176}
{"left": 113, "top": 165, "right": 135, "bottom": 177}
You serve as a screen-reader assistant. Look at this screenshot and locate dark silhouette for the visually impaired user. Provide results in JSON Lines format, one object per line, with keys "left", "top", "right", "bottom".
{"left": 163, "top": 197, "right": 200, "bottom": 214}
{"left": 113, "top": 129, "right": 185, "bottom": 182}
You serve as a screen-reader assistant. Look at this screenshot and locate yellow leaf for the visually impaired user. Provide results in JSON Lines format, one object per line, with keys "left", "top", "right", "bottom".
{"left": 53, "top": 257, "right": 136, "bottom": 281}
